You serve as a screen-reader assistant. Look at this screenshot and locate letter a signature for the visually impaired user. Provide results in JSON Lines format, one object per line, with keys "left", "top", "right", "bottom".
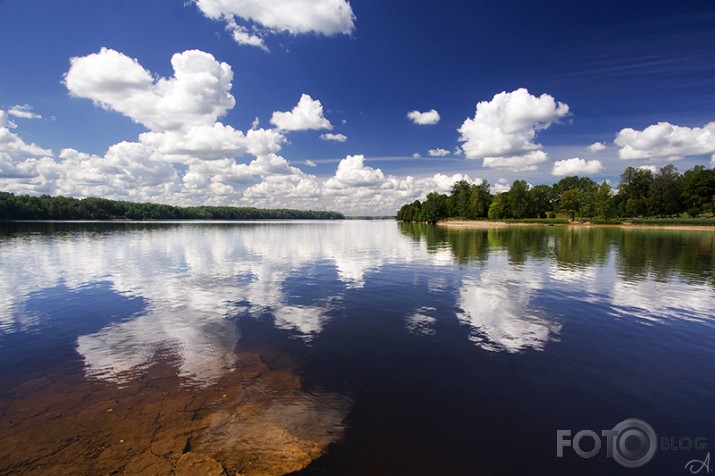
{"left": 685, "top": 453, "right": 711, "bottom": 475}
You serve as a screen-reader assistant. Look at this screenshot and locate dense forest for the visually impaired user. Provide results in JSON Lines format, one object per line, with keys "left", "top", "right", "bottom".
{"left": 0, "top": 192, "right": 344, "bottom": 221}
{"left": 397, "top": 165, "right": 715, "bottom": 223}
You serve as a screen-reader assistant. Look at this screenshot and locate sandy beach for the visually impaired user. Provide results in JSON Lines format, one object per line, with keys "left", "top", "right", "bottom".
{"left": 438, "top": 220, "right": 715, "bottom": 231}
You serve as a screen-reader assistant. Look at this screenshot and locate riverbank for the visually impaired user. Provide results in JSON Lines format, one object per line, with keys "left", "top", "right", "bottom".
{"left": 438, "top": 220, "right": 715, "bottom": 231}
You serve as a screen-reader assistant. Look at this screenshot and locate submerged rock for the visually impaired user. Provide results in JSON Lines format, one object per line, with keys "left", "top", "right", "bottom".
{"left": 175, "top": 452, "right": 227, "bottom": 476}
{"left": 0, "top": 350, "right": 349, "bottom": 475}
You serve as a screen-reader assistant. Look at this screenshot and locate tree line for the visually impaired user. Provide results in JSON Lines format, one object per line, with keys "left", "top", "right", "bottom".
{"left": 397, "top": 165, "right": 715, "bottom": 223}
{"left": 0, "top": 192, "right": 344, "bottom": 221}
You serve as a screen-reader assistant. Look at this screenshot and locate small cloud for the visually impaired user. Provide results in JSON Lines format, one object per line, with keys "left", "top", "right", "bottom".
{"left": 412, "top": 152, "right": 422, "bottom": 159}
{"left": 305, "top": 160, "right": 317, "bottom": 167}
{"left": 454, "top": 147, "right": 463, "bottom": 156}
{"left": 638, "top": 165, "right": 658, "bottom": 174}
{"left": 341, "top": 119, "right": 347, "bottom": 125}
{"left": 320, "top": 133, "right": 347, "bottom": 142}
{"left": 0, "top": 109, "right": 53, "bottom": 157}
{"left": 588, "top": 142, "right": 606, "bottom": 153}
{"left": 225, "top": 19, "right": 269, "bottom": 51}
{"left": 551, "top": 157, "right": 604, "bottom": 176}
{"left": 492, "top": 178, "right": 511, "bottom": 194}
{"left": 251, "top": 117, "right": 260, "bottom": 130}
{"left": 428, "top": 148, "right": 450, "bottom": 157}
{"left": 8, "top": 105, "right": 42, "bottom": 120}
{"left": 482, "top": 150, "right": 547, "bottom": 171}
{"left": 270, "top": 94, "right": 332, "bottom": 132}
{"left": 407, "top": 109, "right": 441, "bottom": 126}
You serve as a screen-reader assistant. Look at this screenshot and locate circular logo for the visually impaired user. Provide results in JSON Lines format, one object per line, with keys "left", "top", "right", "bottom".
{"left": 611, "top": 418, "right": 658, "bottom": 468}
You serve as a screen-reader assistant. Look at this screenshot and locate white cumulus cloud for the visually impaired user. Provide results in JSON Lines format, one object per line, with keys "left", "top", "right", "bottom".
{"left": 588, "top": 142, "right": 606, "bottom": 153}
{"left": 270, "top": 94, "right": 332, "bottom": 131}
{"left": 226, "top": 19, "right": 269, "bottom": 51}
{"left": 195, "top": 0, "right": 356, "bottom": 49}
{"left": 482, "top": 150, "right": 549, "bottom": 172}
{"left": 64, "top": 48, "right": 235, "bottom": 132}
{"left": 320, "top": 133, "right": 347, "bottom": 142}
{"left": 0, "top": 110, "right": 53, "bottom": 159}
{"left": 325, "top": 155, "right": 384, "bottom": 188}
{"left": 458, "top": 88, "right": 569, "bottom": 171}
{"left": 8, "top": 105, "right": 42, "bottom": 120}
{"left": 407, "top": 109, "right": 440, "bottom": 126}
{"left": 615, "top": 121, "right": 715, "bottom": 161}
{"left": 551, "top": 157, "right": 604, "bottom": 176}
{"left": 428, "top": 148, "right": 450, "bottom": 157}
{"left": 3, "top": 48, "right": 503, "bottom": 217}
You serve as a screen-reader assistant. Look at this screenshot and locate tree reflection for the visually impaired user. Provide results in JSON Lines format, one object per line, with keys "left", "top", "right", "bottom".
{"left": 614, "top": 229, "right": 714, "bottom": 285}
{"left": 399, "top": 223, "right": 714, "bottom": 287}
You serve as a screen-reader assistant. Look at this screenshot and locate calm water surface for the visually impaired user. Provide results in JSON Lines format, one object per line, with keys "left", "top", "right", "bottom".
{"left": 0, "top": 221, "right": 714, "bottom": 475}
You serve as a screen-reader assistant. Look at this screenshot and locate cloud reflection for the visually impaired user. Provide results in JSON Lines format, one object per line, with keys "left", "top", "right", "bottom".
{"left": 457, "top": 254, "right": 562, "bottom": 353}
{"left": 610, "top": 278, "right": 715, "bottom": 324}
{"left": 2, "top": 222, "right": 714, "bottom": 385}
{"left": 2, "top": 222, "right": 436, "bottom": 384}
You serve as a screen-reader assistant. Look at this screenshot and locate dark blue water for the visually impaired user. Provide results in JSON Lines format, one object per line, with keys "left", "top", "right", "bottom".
{"left": 0, "top": 221, "right": 713, "bottom": 475}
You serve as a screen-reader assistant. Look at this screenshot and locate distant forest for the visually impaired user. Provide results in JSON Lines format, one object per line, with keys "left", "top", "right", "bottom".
{"left": 397, "top": 165, "right": 715, "bottom": 223}
{"left": 0, "top": 192, "right": 344, "bottom": 221}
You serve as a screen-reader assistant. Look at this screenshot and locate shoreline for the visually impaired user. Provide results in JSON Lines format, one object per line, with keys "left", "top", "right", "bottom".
{"left": 437, "top": 220, "right": 715, "bottom": 231}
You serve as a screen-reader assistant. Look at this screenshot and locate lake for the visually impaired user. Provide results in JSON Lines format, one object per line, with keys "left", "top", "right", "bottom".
{"left": 0, "top": 220, "right": 713, "bottom": 475}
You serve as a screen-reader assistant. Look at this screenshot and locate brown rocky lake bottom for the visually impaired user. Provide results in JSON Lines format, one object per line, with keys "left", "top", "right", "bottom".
{"left": 0, "top": 345, "right": 350, "bottom": 475}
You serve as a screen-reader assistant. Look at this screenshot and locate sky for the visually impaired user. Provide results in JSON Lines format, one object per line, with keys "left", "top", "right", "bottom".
{"left": 1, "top": 0, "right": 715, "bottom": 215}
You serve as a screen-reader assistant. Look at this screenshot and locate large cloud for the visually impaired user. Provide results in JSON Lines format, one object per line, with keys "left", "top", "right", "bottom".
{"left": 615, "top": 121, "right": 715, "bottom": 161}
{"left": 3, "top": 49, "right": 300, "bottom": 203}
{"left": 551, "top": 157, "right": 604, "bottom": 176}
{"left": 458, "top": 88, "right": 569, "bottom": 171}
{"left": 318, "top": 155, "right": 483, "bottom": 215}
{"left": 3, "top": 47, "right": 491, "bottom": 216}
{"left": 64, "top": 48, "right": 235, "bottom": 132}
{"left": 270, "top": 94, "right": 332, "bottom": 131}
{"left": 195, "top": 0, "right": 356, "bottom": 49}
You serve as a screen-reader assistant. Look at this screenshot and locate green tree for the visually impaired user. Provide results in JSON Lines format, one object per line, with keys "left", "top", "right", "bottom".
{"left": 648, "top": 165, "right": 683, "bottom": 217}
{"left": 527, "top": 184, "right": 554, "bottom": 218}
{"left": 560, "top": 189, "right": 583, "bottom": 220}
{"left": 618, "top": 167, "right": 654, "bottom": 217}
{"left": 422, "top": 192, "right": 448, "bottom": 223}
{"left": 448, "top": 180, "right": 472, "bottom": 218}
{"left": 594, "top": 181, "right": 614, "bottom": 219}
{"left": 681, "top": 165, "right": 715, "bottom": 217}
{"left": 469, "top": 181, "right": 492, "bottom": 218}
{"left": 507, "top": 180, "right": 530, "bottom": 219}
{"left": 488, "top": 193, "right": 509, "bottom": 220}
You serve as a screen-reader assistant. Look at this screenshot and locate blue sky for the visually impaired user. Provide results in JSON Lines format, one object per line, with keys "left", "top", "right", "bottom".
{"left": 1, "top": 0, "right": 714, "bottom": 214}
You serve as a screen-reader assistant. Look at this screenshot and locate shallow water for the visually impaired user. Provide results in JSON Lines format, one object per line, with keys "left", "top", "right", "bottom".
{"left": 0, "top": 221, "right": 713, "bottom": 475}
